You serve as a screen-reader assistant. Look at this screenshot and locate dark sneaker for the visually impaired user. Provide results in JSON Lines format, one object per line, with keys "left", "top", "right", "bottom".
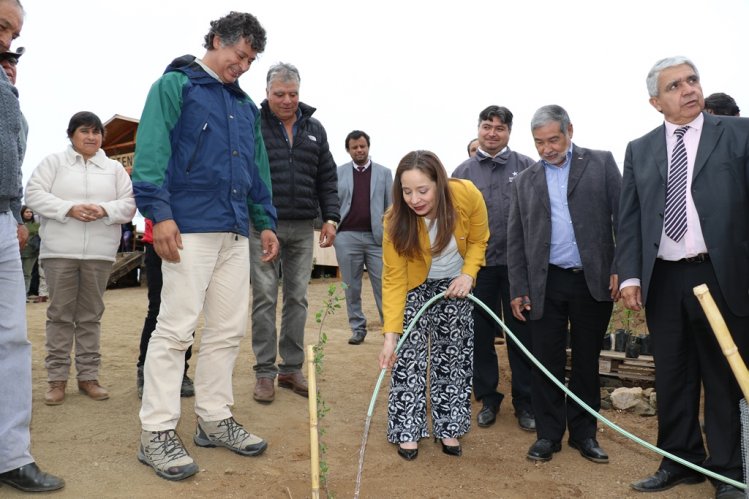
{"left": 194, "top": 417, "right": 267, "bottom": 456}
{"left": 348, "top": 330, "right": 366, "bottom": 345}
{"left": 137, "top": 366, "right": 144, "bottom": 399}
{"left": 138, "top": 429, "right": 198, "bottom": 481}
{"left": 180, "top": 374, "right": 195, "bottom": 398}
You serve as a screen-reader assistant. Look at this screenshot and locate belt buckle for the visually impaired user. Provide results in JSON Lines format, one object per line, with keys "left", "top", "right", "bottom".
{"left": 684, "top": 253, "right": 708, "bottom": 263}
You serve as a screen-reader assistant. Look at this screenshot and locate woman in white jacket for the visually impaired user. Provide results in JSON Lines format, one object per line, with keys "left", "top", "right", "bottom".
{"left": 25, "top": 111, "right": 135, "bottom": 406}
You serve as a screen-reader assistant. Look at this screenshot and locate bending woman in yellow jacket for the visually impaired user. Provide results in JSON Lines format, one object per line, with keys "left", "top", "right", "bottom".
{"left": 378, "top": 150, "right": 488, "bottom": 461}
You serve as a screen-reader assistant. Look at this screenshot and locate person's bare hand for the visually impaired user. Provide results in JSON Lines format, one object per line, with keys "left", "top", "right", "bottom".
{"left": 510, "top": 296, "right": 531, "bottom": 322}
{"left": 67, "top": 204, "right": 101, "bottom": 222}
{"left": 260, "top": 230, "right": 279, "bottom": 262}
{"left": 445, "top": 273, "right": 473, "bottom": 299}
{"left": 319, "top": 222, "right": 336, "bottom": 248}
{"left": 621, "top": 286, "right": 642, "bottom": 311}
{"left": 609, "top": 274, "right": 621, "bottom": 301}
{"left": 378, "top": 333, "right": 399, "bottom": 369}
{"left": 153, "top": 220, "right": 183, "bottom": 263}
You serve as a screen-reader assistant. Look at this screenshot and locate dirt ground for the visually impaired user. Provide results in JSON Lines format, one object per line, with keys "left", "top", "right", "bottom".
{"left": 8, "top": 275, "right": 723, "bottom": 498}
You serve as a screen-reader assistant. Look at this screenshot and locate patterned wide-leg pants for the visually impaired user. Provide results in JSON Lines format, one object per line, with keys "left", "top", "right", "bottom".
{"left": 387, "top": 278, "right": 474, "bottom": 443}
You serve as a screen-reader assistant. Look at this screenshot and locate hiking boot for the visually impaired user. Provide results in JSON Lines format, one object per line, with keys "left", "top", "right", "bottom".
{"left": 253, "top": 377, "right": 275, "bottom": 403}
{"left": 136, "top": 366, "right": 144, "bottom": 399}
{"left": 78, "top": 380, "right": 109, "bottom": 401}
{"left": 138, "top": 429, "right": 198, "bottom": 481}
{"left": 44, "top": 381, "right": 66, "bottom": 406}
{"left": 180, "top": 374, "right": 195, "bottom": 398}
{"left": 348, "top": 330, "right": 366, "bottom": 345}
{"left": 194, "top": 417, "right": 267, "bottom": 457}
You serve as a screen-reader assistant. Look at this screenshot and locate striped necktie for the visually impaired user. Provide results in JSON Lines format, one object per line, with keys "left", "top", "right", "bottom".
{"left": 664, "top": 125, "right": 690, "bottom": 242}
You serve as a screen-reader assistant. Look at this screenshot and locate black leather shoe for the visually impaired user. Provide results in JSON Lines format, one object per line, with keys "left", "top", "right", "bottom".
{"left": 568, "top": 438, "right": 609, "bottom": 463}
{"left": 477, "top": 402, "right": 499, "bottom": 427}
{"left": 440, "top": 441, "right": 462, "bottom": 457}
{"left": 715, "top": 483, "right": 745, "bottom": 499}
{"left": 434, "top": 436, "right": 462, "bottom": 456}
{"left": 397, "top": 445, "right": 418, "bottom": 461}
{"left": 0, "top": 462, "right": 65, "bottom": 492}
{"left": 527, "top": 438, "right": 561, "bottom": 462}
{"left": 516, "top": 409, "right": 536, "bottom": 432}
{"left": 630, "top": 468, "right": 705, "bottom": 492}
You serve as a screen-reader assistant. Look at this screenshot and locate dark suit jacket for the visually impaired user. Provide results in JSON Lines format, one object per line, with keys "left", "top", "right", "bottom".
{"left": 617, "top": 112, "right": 749, "bottom": 316}
{"left": 507, "top": 145, "right": 622, "bottom": 320}
{"left": 336, "top": 161, "right": 393, "bottom": 245}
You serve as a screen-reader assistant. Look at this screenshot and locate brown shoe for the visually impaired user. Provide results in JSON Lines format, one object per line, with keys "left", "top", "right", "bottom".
{"left": 78, "top": 380, "right": 109, "bottom": 401}
{"left": 44, "top": 381, "right": 66, "bottom": 406}
{"left": 253, "top": 377, "right": 275, "bottom": 403}
{"left": 278, "top": 372, "right": 308, "bottom": 398}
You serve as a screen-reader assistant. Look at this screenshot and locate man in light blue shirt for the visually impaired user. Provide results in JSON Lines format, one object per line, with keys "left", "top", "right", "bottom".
{"left": 507, "top": 105, "right": 621, "bottom": 465}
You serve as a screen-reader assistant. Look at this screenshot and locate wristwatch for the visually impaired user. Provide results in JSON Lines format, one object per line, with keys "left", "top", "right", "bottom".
{"left": 325, "top": 220, "right": 338, "bottom": 230}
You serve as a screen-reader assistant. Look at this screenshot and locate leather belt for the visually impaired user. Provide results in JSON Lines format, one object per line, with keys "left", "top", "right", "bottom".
{"left": 659, "top": 253, "right": 710, "bottom": 264}
{"left": 680, "top": 253, "right": 710, "bottom": 263}
{"left": 549, "top": 264, "right": 584, "bottom": 274}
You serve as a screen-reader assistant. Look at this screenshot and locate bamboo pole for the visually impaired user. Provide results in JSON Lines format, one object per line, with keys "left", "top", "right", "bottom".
{"left": 307, "top": 344, "right": 320, "bottom": 499}
{"left": 693, "top": 284, "right": 749, "bottom": 401}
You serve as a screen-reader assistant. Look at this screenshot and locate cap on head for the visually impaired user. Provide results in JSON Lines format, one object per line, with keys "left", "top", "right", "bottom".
{"left": 0, "top": 45, "right": 24, "bottom": 64}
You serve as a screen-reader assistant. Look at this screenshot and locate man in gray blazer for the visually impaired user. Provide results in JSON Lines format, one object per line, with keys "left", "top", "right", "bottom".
{"left": 508, "top": 105, "right": 621, "bottom": 465}
{"left": 333, "top": 130, "right": 393, "bottom": 345}
{"left": 618, "top": 56, "right": 749, "bottom": 499}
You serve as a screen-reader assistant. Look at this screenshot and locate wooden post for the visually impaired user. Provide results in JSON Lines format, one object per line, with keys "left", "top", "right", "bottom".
{"left": 694, "top": 284, "right": 749, "bottom": 401}
{"left": 307, "top": 344, "right": 320, "bottom": 499}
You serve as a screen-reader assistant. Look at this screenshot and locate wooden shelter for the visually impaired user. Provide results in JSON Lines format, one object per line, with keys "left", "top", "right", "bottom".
{"left": 103, "top": 114, "right": 142, "bottom": 287}
{"left": 103, "top": 114, "right": 139, "bottom": 171}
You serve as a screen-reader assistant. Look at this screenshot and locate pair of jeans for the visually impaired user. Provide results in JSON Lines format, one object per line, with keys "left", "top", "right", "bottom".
{"left": 0, "top": 211, "right": 33, "bottom": 473}
{"left": 250, "top": 219, "right": 314, "bottom": 378}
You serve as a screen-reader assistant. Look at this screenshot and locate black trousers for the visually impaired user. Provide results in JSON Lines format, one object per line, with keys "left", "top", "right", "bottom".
{"left": 137, "top": 243, "right": 192, "bottom": 370}
{"left": 647, "top": 258, "right": 748, "bottom": 481}
{"left": 531, "top": 266, "right": 611, "bottom": 442}
{"left": 472, "top": 265, "right": 532, "bottom": 413}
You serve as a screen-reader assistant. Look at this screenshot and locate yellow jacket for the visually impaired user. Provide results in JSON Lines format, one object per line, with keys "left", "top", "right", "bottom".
{"left": 382, "top": 178, "right": 489, "bottom": 334}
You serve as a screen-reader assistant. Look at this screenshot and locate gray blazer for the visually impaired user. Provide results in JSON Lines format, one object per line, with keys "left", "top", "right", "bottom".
{"left": 617, "top": 112, "right": 749, "bottom": 316}
{"left": 336, "top": 161, "right": 393, "bottom": 245}
{"left": 507, "top": 145, "right": 622, "bottom": 320}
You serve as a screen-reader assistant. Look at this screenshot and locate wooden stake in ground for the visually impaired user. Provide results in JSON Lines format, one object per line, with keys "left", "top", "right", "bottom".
{"left": 307, "top": 344, "right": 320, "bottom": 499}
{"left": 693, "top": 284, "right": 749, "bottom": 400}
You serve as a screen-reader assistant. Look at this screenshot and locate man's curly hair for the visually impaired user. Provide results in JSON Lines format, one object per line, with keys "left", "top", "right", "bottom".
{"left": 204, "top": 11, "right": 266, "bottom": 53}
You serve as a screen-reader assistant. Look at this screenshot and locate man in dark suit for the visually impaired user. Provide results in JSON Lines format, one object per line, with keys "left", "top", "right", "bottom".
{"left": 453, "top": 105, "right": 536, "bottom": 430}
{"left": 333, "top": 130, "right": 392, "bottom": 345}
{"left": 507, "top": 105, "right": 621, "bottom": 464}
{"left": 618, "top": 56, "right": 749, "bottom": 499}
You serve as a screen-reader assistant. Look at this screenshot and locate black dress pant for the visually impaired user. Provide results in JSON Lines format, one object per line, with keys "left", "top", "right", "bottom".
{"left": 531, "top": 265, "right": 611, "bottom": 442}
{"left": 137, "top": 243, "right": 192, "bottom": 370}
{"left": 472, "top": 265, "right": 532, "bottom": 413}
{"left": 646, "top": 258, "right": 749, "bottom": 481}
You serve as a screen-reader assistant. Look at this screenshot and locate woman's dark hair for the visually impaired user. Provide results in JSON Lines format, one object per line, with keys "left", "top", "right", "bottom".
{"left": 204, "top": 11, "right": 266, "bottom": 53}
{"left": 66, "top": 111, "right": 104, "bottom": 139}
{"left": 386, "top": 150, "right": 455, "bottom": 259}
{"left": 20, "top": 204, "right": 33, "bottom": 221}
